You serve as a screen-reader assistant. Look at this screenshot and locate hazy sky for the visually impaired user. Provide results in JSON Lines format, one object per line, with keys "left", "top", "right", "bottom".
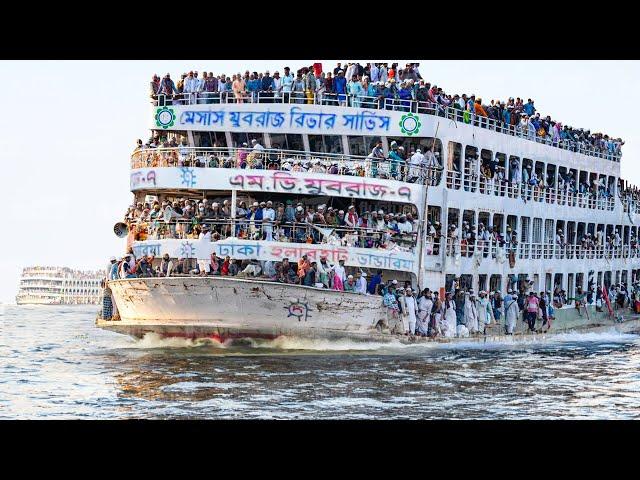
{"left": 1, "top": 60, "right": 639, "bottom": 303}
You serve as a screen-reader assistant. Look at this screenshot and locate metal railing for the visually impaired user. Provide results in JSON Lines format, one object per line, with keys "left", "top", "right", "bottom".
{"left": 152, "top": 91, "right": 622, "bottom": 162}
{"left": 131, "top": 146, "right": 443, "bottom": 186}
{"left": 456, "top": 173, "right": 616, "bottom": 211}
{"left": 127, "top": 218, "right": 419, "bottom": 252}
{"left": 443, "top": 238, "right": 636, "bottom": 261}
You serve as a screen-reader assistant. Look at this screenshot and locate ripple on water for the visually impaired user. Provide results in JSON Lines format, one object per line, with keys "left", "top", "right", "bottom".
{"left": 2, "top": 305, "right": 640, "bottom": 419}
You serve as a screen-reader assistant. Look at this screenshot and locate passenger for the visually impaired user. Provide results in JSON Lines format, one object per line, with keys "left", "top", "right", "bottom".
{"left": 316, "top": 256, "right": 334, "bottom": 288}
{"left": 355, "top": 271, "right": 368, "bottom": 295}
{"left": 297, "top": 254, "right": 311, "bottom": 283}
{"left": 464, "top": 290, "right": 480, "bottom": 334}
{"left": 416, "top": 289, "right": 433, "bottom": 336}
{"left": 302, "top": 261, "right": 317, "bottom": 286}
{"left": 442, "top": 291, "right": 457, "bottom": 338}
{"left": 523, "top": 291, "right": 539, "bottom": 332}
{"left": 368, "top": 269, "right": 384, "bottom": 295}
{"left": 503, "top": 290, "right": 517, "bottom": 334}
{"left": 344, "top": 274, "right": 357, "bottom": 292}
{"left": 476, "top": 290, "right": 494, "bottom": 333}
{"left": 276, "top": 258, "right": 297, "bottom": 284}
{"left": 404, "top": 287, "right": 418, "bottom": 335}
{"left": 491, "top": 291, "right": 504, "bottom": 324}
{"left": 158, "top": 253, "right": 173, "bottom": 277}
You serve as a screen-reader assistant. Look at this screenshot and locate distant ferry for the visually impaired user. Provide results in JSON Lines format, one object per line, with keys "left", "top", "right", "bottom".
{"left": 16, "top": 266, "right": 103, "bottom": 305}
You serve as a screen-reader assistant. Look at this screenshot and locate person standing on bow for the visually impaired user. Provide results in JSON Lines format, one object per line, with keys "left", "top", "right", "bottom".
{"left": 476, "top": 290, "right": 494, "bottom": 334}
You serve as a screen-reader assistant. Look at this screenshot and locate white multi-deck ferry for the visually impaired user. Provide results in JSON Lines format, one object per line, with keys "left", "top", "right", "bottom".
{"left": 17, "top": 266, "right": 103, "bottom": 305}
{"left": 98, "top": 64, "right": 640, "bottom": 342}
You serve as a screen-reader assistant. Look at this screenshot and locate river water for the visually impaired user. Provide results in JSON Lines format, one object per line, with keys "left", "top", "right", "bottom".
{"left": 1, "top": 304, "right": 640, "bottom": 419}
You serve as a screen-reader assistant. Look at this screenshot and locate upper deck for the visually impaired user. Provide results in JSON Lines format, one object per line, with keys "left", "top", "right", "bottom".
{"left": 151, "top": 92, "right": 622, "bottom": 165}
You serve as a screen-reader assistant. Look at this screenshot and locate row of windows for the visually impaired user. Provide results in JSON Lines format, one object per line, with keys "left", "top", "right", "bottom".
{"left": 160, "top": 130, "right": 444, "bottom": 160}
{"left": 445, "top": 270, "right": 638, "bottom": 299}
{"left": 433, "top": 206, "right": 637, "bottom": 243}
{"left": 447, "top": 142, "right": 617, "bottom": 193}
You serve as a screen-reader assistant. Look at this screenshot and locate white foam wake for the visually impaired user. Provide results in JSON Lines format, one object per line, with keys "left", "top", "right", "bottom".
{"left": 116, "top": 328, "right": 639, "bottom": 352}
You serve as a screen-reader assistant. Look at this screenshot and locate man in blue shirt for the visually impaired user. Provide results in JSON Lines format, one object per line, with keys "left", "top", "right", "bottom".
{"left": 261, "top": 71, "right": 274, "bottom": 103}
{"left": 333, "top": 70, "right": 347, "bottom": 106}
{"left": 524, "top": 98, "right": 535, "bottom": 116}
{"left": 368, "top": 270, "right": 384, "bottom": 295}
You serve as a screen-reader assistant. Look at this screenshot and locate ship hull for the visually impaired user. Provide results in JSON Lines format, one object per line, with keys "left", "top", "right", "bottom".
{"left": 99, "top": 277, "right": 640, "bottom": 344}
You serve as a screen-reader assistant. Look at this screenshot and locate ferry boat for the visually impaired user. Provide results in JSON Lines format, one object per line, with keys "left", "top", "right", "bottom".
{"left": 97, "top": 65, "right": 640, "bottom": 342}
{"left": 17, "top": 266, "right": 103, "bottom": 305}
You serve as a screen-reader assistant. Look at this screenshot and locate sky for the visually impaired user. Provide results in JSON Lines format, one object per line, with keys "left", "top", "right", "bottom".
{"left": 1, "top": 60, "right": 639, "bottom": 303}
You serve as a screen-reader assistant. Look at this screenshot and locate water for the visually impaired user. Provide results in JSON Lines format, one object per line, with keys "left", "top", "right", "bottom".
{"left": 2, "top": 304, "right": 640, "bottom": 419}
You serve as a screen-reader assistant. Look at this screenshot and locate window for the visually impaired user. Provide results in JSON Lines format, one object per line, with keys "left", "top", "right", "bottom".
{"left": 521, "top": 217, "right": 530, "bottom": 243}
{"left": 448, "top": 142, "right": 462, "bottom": 172}
{"left": 490, "top": 275, "right": 502, "bottom": 293}
{"left": 478, "top": 274, "right": 488, "bottom": 292}
{"left": 269, "top": 133, "right": 304, "bottom": 151}
{"left": 308, "top": 135, "right": 343, "bottom": 154}
{"left": 347, "top": 135, "right": 382, "bottom": 157}
{"left": 532, "top": 218, "right": 542, "bottom": 243}
{"left": 193, "top": 131, "right": 227, "bottom": 148}
{"left": 231, "top": 132, "right": 265, "bottom": 148}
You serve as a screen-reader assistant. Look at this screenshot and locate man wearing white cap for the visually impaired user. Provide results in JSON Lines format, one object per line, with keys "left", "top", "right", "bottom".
{"left": 404, "top": 287, "right": 418, "bottom": 335}
{"left": 107, "top": 256, "right": 118, "bottom": 281}
{"left": 355, "top": 271, "right": 368, "bottom": 295}
{"left": 476, "top": 290, "right": 494, "bottom": 334}
{"left": 504, "top": 290, "right": 520, "bottom": 334}
{"left": 263, "top": 200, "right": 275, "bottom": 241}
{"left": 333, "top": 259, "right": 347, "bottom": 291}
{"left": 464, "top": 290, "right": 480, "bottom": 334}
{"left": 409, "top": 148, "right": 425, "bottom": 182}
{"left": 344, "top": 274, "right": 357, "bottom": 292}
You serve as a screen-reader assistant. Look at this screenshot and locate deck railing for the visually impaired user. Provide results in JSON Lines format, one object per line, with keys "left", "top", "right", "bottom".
{"left": 152, "top": 91, "right": 622, "bottom": 162}
{"left": 131, "top": 146, "right": 443, "bottom": 186}
{"left": 127, "top": 218, "right": 419, "bottom": 253}
{"left": 443, "top": 239, "right": 635, "bottom": 262}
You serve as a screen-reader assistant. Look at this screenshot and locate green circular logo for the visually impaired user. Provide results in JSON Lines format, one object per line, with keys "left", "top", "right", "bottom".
{"left": 399, "top": 112, "right": 422, "bottom": 136}
{"left": 155, "top": 106, "right": 176, "bottom": 129}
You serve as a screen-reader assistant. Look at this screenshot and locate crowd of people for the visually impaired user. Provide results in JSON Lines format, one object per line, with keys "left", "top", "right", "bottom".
{"left": 124, "top": 196, "right": 419, "bottom": 251}
{"left": 620, "top": 182, "right": 640, "bottom": 214}
{"left": 102, "top": 251, "right": 640, "bottom": 337}
{"left": 471, "top": 157, "right": 616, "bottom": 201}
{"left": 134, "top": 136, "right": 443, "bottom": 185}
{"left": 442, "top": 221, "right": 636, "bottom": 261}
{"left": 149, "top": 62, "right": 623, "bottom": 159}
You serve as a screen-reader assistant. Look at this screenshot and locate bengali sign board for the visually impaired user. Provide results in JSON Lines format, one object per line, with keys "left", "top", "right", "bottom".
{"left": 153, "top": 103, "right": 425, "bottom": 137}
{"left": 130, "top": 168, "right": 424, "bottom": 208}
{"left": 132, "top": 239, "right": 417, "bottom": 273}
